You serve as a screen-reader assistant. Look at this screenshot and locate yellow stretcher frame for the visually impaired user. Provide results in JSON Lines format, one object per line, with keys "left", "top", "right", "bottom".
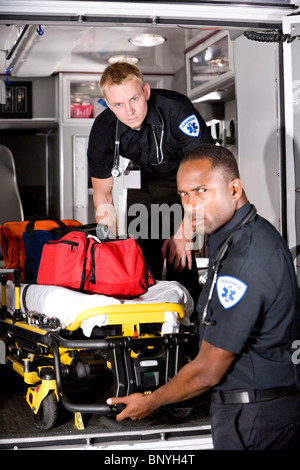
{"left": 0, "top": 268, "right": 195, "bottom": 431}
{"left": 1, "top": 268, "right": 186, "bottom": 336}
{"left": 66, "top": 302, "right": 186, "bottom": 336}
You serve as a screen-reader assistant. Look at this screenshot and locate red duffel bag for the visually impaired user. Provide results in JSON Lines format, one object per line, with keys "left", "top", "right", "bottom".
{"left": 37, "top": 231, "right": 155, "bottom": 298}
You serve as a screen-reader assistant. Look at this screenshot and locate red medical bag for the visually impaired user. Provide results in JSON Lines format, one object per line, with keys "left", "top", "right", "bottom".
{"left": 37, "top": 232, "right": 155, "bottom": 298}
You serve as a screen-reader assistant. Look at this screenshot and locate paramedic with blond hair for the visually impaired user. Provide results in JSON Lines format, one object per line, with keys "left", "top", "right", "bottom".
{"left": 87, "top": 62, "right": 214, "bottom": 305}
{"left": 107, "top": 144, "right": 300, "bottom": 450}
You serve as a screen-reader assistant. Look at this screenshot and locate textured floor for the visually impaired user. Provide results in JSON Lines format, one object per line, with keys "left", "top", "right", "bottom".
{"left": 0, "top": 365, "right": 211, "bottom": 446}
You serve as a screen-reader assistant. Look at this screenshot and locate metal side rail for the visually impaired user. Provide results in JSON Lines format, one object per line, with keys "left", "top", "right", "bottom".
{"left": 0, "top": 423, "right": 213, "bottom": 450}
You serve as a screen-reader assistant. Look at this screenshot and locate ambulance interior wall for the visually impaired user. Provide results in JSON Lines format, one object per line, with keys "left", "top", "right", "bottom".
{"left": 288, "top": 21, "right": 300, "bottom": 283}
{"left": 0, "top": 36, "right": 284, "bottom": 234}
{"left": 0, "top": 75, "right": 59, "bottom": 220}
{"left": 234, "top": 35, "right": 282, "bottom": 233}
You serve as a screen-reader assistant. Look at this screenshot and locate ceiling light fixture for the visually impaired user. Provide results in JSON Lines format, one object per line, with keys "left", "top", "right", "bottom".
{"left": 108, "top": 55, "right": 140, "bottom": 65}
{"left": 129, "top": 34, "right": 166, "bottom": 47}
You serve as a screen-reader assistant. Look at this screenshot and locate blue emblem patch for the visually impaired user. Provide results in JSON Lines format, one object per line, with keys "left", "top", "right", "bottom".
{"left": 216, "top": 276, "right": 248, "bottom": 309}
{"left": 179, "top": 114, "right": 200, "bottom": 137}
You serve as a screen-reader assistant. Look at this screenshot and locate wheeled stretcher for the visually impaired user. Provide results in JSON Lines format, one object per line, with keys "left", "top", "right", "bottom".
{"left": 0, "top": 269, "right": 198, "bottom": 430}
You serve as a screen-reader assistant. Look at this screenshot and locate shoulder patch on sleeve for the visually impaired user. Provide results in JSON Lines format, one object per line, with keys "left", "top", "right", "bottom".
{"left": 179, "top": 114, "right": 200, "bottom": 137}
{"left": 216, "top": 276, "right": 248, "bottom": 309}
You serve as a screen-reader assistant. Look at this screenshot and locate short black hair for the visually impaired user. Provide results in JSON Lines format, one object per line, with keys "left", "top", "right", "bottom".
{"left": 182, "top": 144, "right": 240, "bottom": 181}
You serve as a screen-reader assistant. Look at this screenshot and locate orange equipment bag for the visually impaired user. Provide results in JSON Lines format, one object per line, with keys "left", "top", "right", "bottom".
{"left": 0, "top": 215, "right": 82, "bottom": 281}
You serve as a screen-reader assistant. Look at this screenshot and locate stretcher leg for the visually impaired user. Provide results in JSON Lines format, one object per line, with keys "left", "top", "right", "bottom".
{"left": 26, "top": 367, "right": 59, "bottom": 430}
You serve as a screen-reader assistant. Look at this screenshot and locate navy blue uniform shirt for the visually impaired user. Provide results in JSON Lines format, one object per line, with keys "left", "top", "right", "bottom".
{"left": 88, "top": 89, "right": 214, "bottom": 179}
{"left": 198, "top": 202, "right": 298, "bottom": 391}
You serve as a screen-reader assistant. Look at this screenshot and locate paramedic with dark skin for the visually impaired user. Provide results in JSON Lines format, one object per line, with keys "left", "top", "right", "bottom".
{"left": 88, "top": 63, "right": 214, "bottom": 305}
{"left": 107, "top": 145, "right": 300, "bottom": 450}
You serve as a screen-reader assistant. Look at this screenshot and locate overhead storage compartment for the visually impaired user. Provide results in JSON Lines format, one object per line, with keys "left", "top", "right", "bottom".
{"left": 4, "top": 25, "right": 88, "bottom": 77}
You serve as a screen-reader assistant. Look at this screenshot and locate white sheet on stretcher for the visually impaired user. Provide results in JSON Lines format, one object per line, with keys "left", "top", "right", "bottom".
{"left": 2, "top": 281, "right": 194, "bottom": 337}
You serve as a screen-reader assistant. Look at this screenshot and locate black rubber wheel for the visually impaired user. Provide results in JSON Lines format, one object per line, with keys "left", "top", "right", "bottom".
{"left": 32, "top": 392, "right": 58, "bottom": 430}
{"left": 169, "top": 406, "right": 193, "bottom": 419}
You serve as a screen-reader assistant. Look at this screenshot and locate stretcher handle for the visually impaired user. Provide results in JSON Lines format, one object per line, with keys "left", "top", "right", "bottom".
{"left": 0, "top": 268, "right": 21, "bottom": 283}
{"left": 66, "top": 302, "right": 186, "bottom": 332}
{"left": 0, "top": 268, "right": 22, "bottom": 323}
{"left": 51, "top": 341, "right": 112, "bottom": 415}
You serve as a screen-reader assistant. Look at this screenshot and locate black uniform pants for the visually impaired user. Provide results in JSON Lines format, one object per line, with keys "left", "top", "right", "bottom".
{"left": 127, "top": 172, "right": 200, "bottom": 309}
{"left": 210, "top": 389, "right": 300, "bottom": 450}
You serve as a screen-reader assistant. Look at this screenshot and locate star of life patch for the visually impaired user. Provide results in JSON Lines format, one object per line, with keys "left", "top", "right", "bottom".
{"left": 179, "top": 114, "right": 200, "bottom": 137}
{"left": 216, "top": 276, "right": 248, "bottom": 309}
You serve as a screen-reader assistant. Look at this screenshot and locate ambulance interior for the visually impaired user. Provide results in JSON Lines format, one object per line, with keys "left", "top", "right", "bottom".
{"left": 0, "top": 1, "right": 299, "bottom": 449}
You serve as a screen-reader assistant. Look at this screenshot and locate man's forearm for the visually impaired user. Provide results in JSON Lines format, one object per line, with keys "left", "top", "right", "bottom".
{"left": 147, "top": 341, "right": 235, "bottom": 411}
{"left": 95, "top": 201, "right": 117, "bottom": 235}
{"left": 107, "top": 341, "right": 236, "bottom": 421}
{"left": 107, "top": 359, "right": 211, "bottom": 421}
{"left": 146, "top": 358, "right": 212, "bottom": 410}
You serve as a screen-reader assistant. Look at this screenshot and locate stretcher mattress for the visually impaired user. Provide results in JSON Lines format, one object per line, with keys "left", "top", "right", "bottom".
{"left": 1, "top": 281, "right": 193, "bottom": 337}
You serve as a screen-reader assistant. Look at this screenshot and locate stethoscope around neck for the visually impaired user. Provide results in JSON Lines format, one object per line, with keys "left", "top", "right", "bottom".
{"left": 111, "top": 104, "right": 165, "bottom": 177}
{"left": 201, "top": 204, "right": 257, "bottom": 326}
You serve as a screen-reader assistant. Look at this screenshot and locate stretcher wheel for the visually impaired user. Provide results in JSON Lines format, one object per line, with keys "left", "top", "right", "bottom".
{"left": 169, "top": 406, "right": 193, "bottom": 419}
{"left": 32, "top": 392, "right": 58, "bottom": 430}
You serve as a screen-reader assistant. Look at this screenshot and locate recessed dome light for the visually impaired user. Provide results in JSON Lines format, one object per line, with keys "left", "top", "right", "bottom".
{"left": 129, "top": 34, "right": 166, "bottom": 47}
{"left": 108, "top": 55, "right": 140, "bottom": 65}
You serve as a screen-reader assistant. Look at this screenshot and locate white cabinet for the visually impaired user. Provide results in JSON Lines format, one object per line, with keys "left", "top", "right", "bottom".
{"left": 58, "top": 73, "right": 103, "bottom": 222}
{"left": 59, "top": 73, "right": 105, "bottom": 124}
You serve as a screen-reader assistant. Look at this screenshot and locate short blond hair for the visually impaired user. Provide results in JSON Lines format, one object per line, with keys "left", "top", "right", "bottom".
{"left": 100, "top": 62, "right": 144, "bottom": 97}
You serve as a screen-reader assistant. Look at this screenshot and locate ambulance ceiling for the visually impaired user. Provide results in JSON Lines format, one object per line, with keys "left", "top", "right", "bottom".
{"left": 0, "top": 1, "right": 298, "bottom": 77}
